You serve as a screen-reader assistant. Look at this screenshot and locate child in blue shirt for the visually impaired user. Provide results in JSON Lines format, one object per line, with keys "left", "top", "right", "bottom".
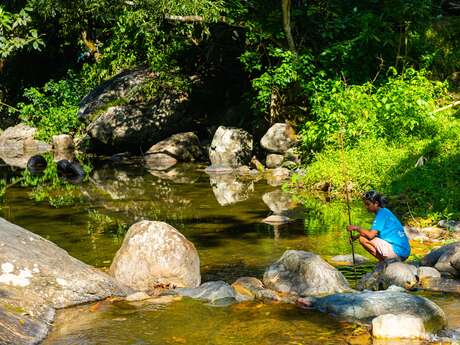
{"left": 347, "top": 190, "right": 410, "bottom": 261}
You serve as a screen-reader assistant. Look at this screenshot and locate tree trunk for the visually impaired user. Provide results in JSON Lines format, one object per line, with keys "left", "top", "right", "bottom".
{"left": 281, "top": 0, "right": 296, "bottom": 53}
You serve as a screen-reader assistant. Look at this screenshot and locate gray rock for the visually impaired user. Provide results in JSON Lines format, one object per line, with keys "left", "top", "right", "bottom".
{"left": 144, "top": 152, "right": 178, "bottom": 171}
{"left": 145, "top": 132, "right": 204, "bottom": 168}
{"left": 372, "top": 314, "right": 427, "bottom": 339}
{"left": 357, "top": 261, "right": 418, "bottom": 291}
{"left": 174, "top": 281, "right": 236, "bottom": 303}
{"left": 208, "top": 173, "right": 254, "bottom": 206}
{"left": 110, "top": 221, "right": 201, "bottom": 290}
{"left": 330, "top": 254, "right": 370, "bottom": 265}
{"left": 438, "top": 220, "right": 460, "bottom": 232}
{"left": 422, "top": 242, "right": 460, "bottom": 277}
{"left": 84, "top": 95, "right": 189, "bottom": 153}
{"left": 208, "top": 126, "right": 253, "bottom": 169}
{"left": 311, "top": 290, "right": 447, "bottom": 332}
{"left": 78, "top": 66, "right": 153, "bottom": 120}
{"left": 284, "top": 147, "right": 301, "bottom": 164}
{"left": 52, "top": 134, "right": 74, "bottom": 152}
{"left": 265, "top": 153, "right": 284, "bottom": 168}
{"left": 263, "top": 250, "right": 351, "bottom": 296}
{"left": 0, "top": 217, "right": 126, "bottom": 345}
{"left": 0, "top": 124, "right": 51, "bottom": 168}
{"left": 417, "top": 266, "right": 441, "bottom": 281}
{"left": 260, "top": 123, "right": 297, "bottom": 153}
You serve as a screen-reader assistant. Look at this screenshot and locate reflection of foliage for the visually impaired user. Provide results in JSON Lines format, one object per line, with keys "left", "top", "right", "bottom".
{"left": 19, "top": 153, "right": 92, "bottom": 208}
{"left": 87, "top": 210, "right": 128, "bottom": 238}
{"left": 0, "top": 179, "right": 6, "bottom": 203}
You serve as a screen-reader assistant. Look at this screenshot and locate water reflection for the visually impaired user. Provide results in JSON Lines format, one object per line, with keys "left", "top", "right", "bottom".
{"left": 208, "top": 172, "right": 255, "bottom": 206}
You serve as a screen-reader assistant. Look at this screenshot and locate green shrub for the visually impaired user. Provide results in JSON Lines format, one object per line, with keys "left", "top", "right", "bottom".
{"left": 300, "top": 68, "right": 448, "bottom": 154}
{"left": 18, "top": 71, "right": 88, "bottom": 141}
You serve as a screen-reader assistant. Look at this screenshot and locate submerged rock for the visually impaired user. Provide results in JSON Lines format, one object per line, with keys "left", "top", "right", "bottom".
{"left": 208, "top": 126, "right": 253, "bottom": 169}
{"left": 310, "top": 290, "right": 446, "bottom": 332}
{"left": 174, "top": 281, "right": 236, "bottom": 304}
{"left": 263, "top": 250, "right": 351, "bottom": 296}
{"left": 330, "top": 254, "right": 370, "bottom": 265}
{"left": 110, "top": 220, "right": 201, "bottom": 290}
{"left": 372, "top": 314, "right": 427, "bottom": 339}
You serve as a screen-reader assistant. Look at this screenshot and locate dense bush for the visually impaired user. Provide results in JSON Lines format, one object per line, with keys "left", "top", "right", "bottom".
{"left": 299, "top": 68, "right": 448, "bottom": 154}
{"left": 17, "top": 72, "right": 89, "bottom": 141}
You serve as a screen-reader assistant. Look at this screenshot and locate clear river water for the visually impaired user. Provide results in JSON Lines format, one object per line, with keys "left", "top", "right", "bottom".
{"left": 1, "top": 160, "right": 459, "bottom": 345}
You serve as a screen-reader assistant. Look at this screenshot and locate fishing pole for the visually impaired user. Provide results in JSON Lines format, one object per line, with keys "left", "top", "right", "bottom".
{"left": 339, "top": 129, "right": 356, "bottom": 267}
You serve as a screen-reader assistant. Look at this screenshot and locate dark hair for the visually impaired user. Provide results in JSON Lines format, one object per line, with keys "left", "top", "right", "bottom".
{"left": 362, "top": 190, "right": 387, "bottom": 207}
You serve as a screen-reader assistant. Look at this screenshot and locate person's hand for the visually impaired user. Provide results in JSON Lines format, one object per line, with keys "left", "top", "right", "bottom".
{"left": 347, "top": 225, "right": 360, "bottom": 232}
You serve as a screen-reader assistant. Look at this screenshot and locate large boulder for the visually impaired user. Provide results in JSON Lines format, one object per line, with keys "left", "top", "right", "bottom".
{"left": 110, "top": 221, "right": 201, "bottom": 291}
{"left": 0, "top": 217, "right": 126, "bottom": 345}
{"left": 208, "top": 126, "right": 253, "bottom": 170}
{"left": 260, "top": 123, "right": 297, "bottom": 153}
{"left": 144, "top": 132, "right": 204, "bottom": 170}
{"left": 310, "top": 290, "right": 447, "bottom": 332}
{"left": 263, "top": 250, "right": 351, "bottom": 296}
{"left": 421, "top": 242, "right": 460, "bottom": 277}
{"left": 0, "top": 124, "right": 51, "bottom": 168}
{"left": 78, "top": 66, "right": 154, "bottom": 120}
{"left": 84, "top": 99, "right": 189, "bottom": 153}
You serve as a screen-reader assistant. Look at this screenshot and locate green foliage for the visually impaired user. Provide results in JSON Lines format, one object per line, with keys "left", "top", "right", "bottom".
{"left": 0, "top": 179, "right": 6, "bottom": 203}
{"left": 294, "top": 112, "right": 460, "bottom": 221}
{"left": 300, "top": 69, "right": 448, "bottom": 154}
{"left": 0, "top": 6, "right": 44, "bottom": 59}
{"left": 17, "top": 72, "right": 88, "bottom": 141}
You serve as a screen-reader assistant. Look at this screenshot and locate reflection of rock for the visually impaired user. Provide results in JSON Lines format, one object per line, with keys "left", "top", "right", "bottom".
{"left": 144, "top": 132, "right": 204, "bottom": 171}
{"left": 0, "top": 124, "right": 51, "bottom": 168}
{"left": 0, "top": 218, "right": 126, "bottom": 345}
{"left": 263, "top": 250, "right": 351, "bottom": 296}
{"left": 265, "top": 167, "right": 291, "bottom": 186}
{"left": 110, "top": 220, "right": 201, "bottom": 290}
{"left": 208, "top": 173, "right": 254, "bottom": 206}
{"left": 147, "top": 164, "right": 200, "bottom": 184}
{"left": 89, "top": 167, "right": 147, "bottom": 200}
{"left": 262, "top": 189, "right": 297, "bottom": 215}
{"left": 208, "top": 126, "right": 253, "bottom": 169}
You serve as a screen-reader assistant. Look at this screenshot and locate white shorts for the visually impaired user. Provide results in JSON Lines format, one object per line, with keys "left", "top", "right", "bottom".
{"left": 370, "top": 237, "right": 399, "bottom": 259}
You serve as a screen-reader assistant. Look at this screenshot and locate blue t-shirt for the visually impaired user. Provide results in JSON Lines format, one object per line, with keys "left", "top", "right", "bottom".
{"left": 371, "top": 208, "right": 410, "bottom": 259}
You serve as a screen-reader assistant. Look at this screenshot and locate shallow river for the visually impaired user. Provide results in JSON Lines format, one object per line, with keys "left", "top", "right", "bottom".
{"left": 1, "top": 161, "right": 459, "bottom": 345}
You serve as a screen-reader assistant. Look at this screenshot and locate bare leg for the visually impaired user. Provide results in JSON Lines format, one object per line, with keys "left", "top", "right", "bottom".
{"left": 359, "top": 236, "right": 385, "bottom": 262}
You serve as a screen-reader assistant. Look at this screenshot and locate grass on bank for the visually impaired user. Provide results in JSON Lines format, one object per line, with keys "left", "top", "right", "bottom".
{"left": 292, "top": 108, "right": 460, "bottom": 224}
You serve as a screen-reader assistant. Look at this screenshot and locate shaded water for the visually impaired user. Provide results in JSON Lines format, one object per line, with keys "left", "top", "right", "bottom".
{"left": 1, "top": 161, "right": 460, "bottom": 344}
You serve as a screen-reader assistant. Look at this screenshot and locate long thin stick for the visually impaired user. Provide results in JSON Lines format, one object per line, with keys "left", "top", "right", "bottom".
{"left": 339, "top": 130, "right": 356, "bottom": 266}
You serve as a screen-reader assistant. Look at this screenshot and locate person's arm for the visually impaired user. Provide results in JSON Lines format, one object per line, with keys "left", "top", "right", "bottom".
{"left": 347, "top": 225, "right": 378, "bottom": 239}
